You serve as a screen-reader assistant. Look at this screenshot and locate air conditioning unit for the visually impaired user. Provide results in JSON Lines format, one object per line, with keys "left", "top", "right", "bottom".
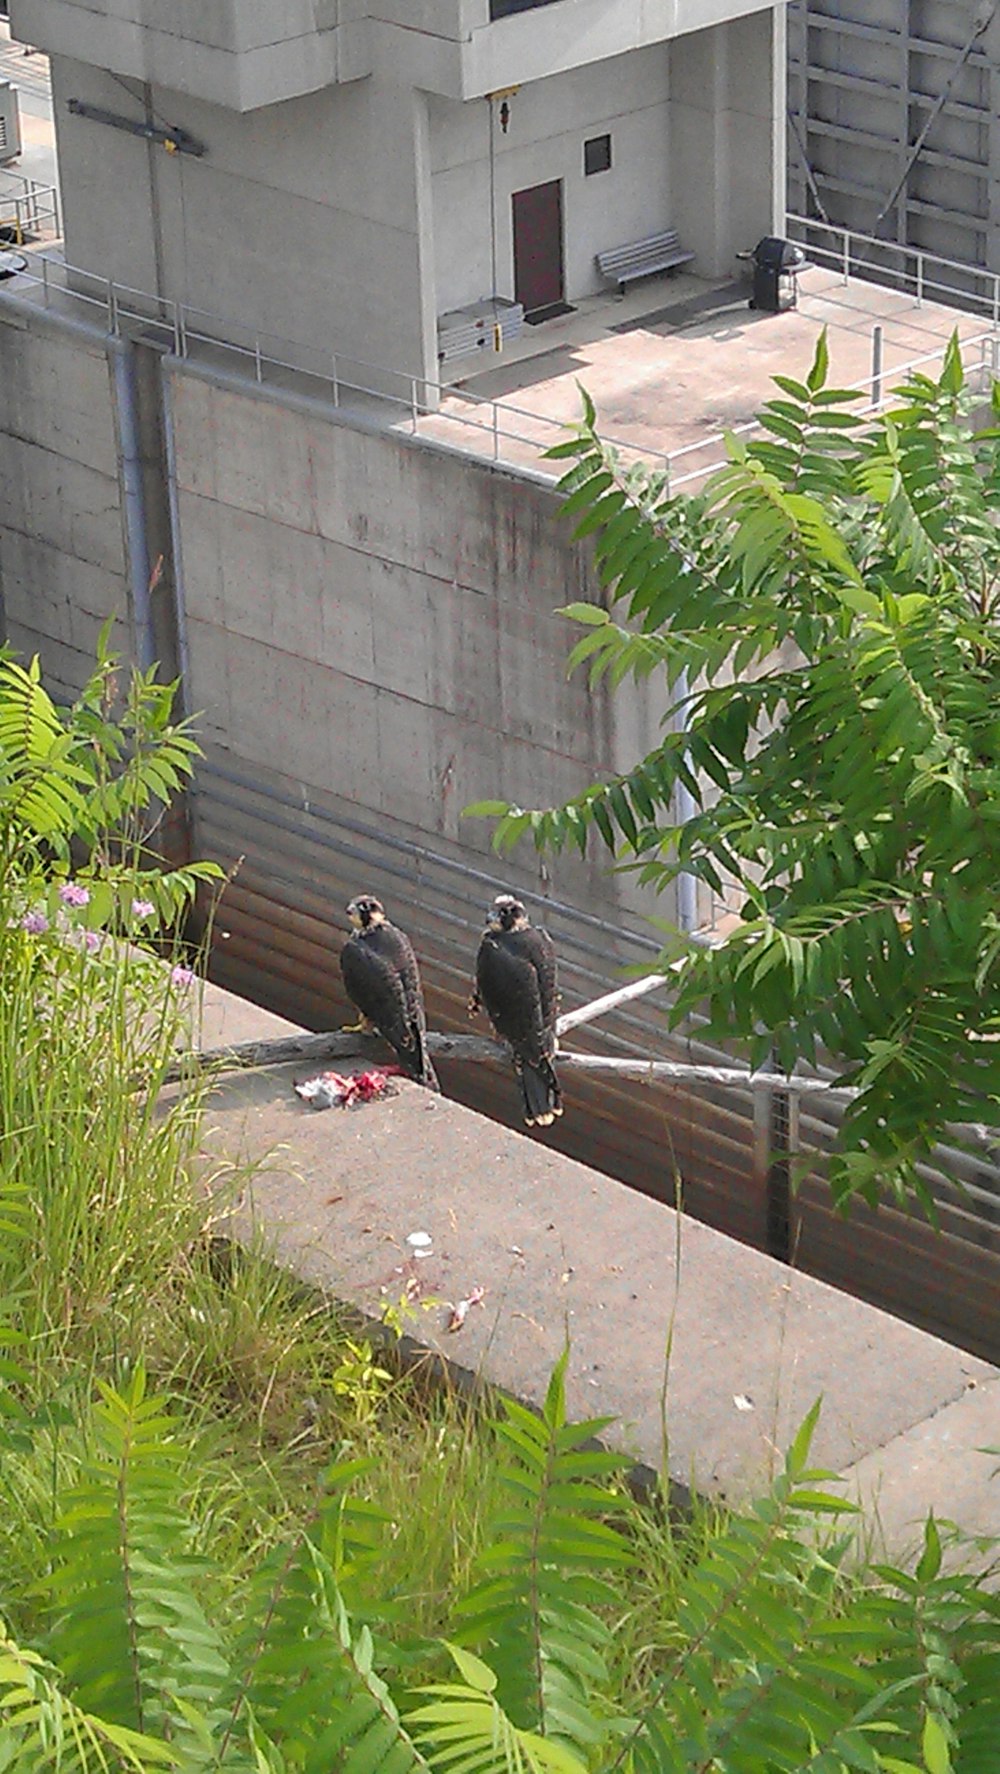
{"left": 0, "top": 82, "right": 22, "bottom": 166}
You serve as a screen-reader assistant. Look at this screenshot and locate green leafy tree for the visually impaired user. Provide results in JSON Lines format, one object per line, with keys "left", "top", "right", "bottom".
{"left": 470, "top": 335, "right": 1000, "bottom": 1211}
{"left": 0, "top": 623, "right": 222, "bottom": 930}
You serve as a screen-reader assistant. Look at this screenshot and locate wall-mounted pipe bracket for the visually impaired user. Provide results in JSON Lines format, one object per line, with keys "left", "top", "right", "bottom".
{"left": 67, "top": 100, "right": 205, "bottom": 157}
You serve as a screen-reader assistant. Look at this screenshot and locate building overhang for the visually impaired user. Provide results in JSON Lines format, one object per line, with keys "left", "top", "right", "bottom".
{"left": 10, "top": 0, "right": 785, "bottom": 109}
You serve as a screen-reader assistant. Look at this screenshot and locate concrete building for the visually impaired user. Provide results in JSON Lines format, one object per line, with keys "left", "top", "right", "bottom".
{"left": 9, "top": 0, "right": 788, "bottom": 385}
{"left": 787, "top": 0, "right": 1000, "bottom": 288}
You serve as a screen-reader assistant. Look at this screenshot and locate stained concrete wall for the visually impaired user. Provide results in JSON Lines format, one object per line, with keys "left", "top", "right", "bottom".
{"left": 0, "top": 288, "right": 677, "bottom": 925}
{"left": 0, "top": 308, "right": 134, "bottom": 699}
{"left": 167, "top": 360, "right": 671, "bottom": 919}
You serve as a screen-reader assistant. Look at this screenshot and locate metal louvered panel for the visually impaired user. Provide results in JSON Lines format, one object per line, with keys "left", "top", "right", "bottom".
{"left": 188, "top": 746, "right": 1000, "bottom": 1361}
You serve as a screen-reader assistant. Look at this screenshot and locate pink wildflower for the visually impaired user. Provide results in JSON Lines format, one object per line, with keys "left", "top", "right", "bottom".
{"left": 170, "top": 964, "right": 196, "bottom": 988}
{"left": 131, "top": 899, "right": 156, "bottom": 919}
{"left": 22, "top": 910, "right": 49, "bottom": 934}
{"left": 83, "top": 930, "right": 101, "bottom": 953}
{"left": 58, "top": 881, "right": 90, "bottom": 908}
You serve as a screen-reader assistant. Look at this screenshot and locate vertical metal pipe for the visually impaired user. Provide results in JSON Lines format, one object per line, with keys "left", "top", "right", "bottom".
{"left": 842, "top": 229, "right": 850, "bottom": 285}
{"left": 674, "top": 670, "right": 698, "bottom": 935}
{"left": 871, "top": 323, "right": 883, "bottom": 407}
{"left": 109, "top": 339, "right": 155, "bottom": 672}
{"left": 160, "top": 369, "right": 192, "bottom": 721}
{"left": 915, "top": 251, "right": 924, "bottom": 308}
{"left": 766, "top": 1084, "right": 792, "bottom": 1262}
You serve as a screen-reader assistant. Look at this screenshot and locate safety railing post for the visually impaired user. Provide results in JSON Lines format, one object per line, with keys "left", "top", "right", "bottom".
{"left": 842, "top": 229, "right": 850, "bottom": 285}
{"left": 871, "top": 323, "right": 883, "bottom": 408}
{"left": 254, "top": 337, "right": 263, "bottom": 383}
{"left": 107, "top": 278, "right": 120, "bottom": 336}
{"left": 915, "top": 251, "right": 924, "bottom": 308}
{"left": 41, "top": 255, "right": 49, "bottom": 307}
{"left": 492, "top": 402, "right": 500, "bottom": 461}
{"left": 330, "top": 353, "right": 339, "bottom": 406}
{"left": 410, "top": 377, "right": 419, "bottom": 431}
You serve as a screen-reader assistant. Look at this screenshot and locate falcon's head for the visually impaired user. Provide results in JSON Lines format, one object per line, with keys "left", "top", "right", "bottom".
{"left": 488, "top": 894, "right": 529, "bottom": 932}
{"left": 347, "top": 894, "right": 386, "bottom": 930}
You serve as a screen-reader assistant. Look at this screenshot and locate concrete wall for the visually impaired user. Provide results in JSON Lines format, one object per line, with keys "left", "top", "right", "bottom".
{"left": 0, "top": 309, "right": 134, "bottom": 699}
{"left": 0, "top": 287, "right": 675, "bottom": 925}
{"left": 167, "top": 362, "right": 669, "bottom": 918}
{"left": 10, "top": 0, "right": 370, "bottom": 109}
{"left": 430, "top": 44, "right": 673, "bottom": 312}
{"left": 48, "top": 57, "right": 437, "bottom": 385}
{"left": 671, "top": 6, "right": 784, "bottom": 277}
{"left": 12, "top": 0, "right": 786, "bottom": 106}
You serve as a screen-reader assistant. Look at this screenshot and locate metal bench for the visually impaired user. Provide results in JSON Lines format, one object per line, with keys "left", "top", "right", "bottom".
{"left": 596, "top": 229, "right": 695, "bottom": 294}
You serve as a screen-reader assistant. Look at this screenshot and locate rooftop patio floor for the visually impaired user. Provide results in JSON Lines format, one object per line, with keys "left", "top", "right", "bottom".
{"left": 409, "top": 264, "right": 994, "bottom": 485}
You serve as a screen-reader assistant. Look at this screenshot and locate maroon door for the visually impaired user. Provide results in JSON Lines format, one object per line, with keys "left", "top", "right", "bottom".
{"left": 512, "top": 180, "right": 564, "bottom": 317}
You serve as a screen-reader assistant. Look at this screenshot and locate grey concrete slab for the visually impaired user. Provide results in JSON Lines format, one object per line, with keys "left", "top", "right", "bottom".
{"left": 842, "top": 1379, "right": 1000, "bottom": 1561}
{"left": 195, "top": 1041, "right": 995, "bottom": 1522}
{"left": 195, "top": 979, "right": 303, "bottom": 1051}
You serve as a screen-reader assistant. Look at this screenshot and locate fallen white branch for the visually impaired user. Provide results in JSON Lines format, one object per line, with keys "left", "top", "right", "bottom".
{"left": 170, "top": 1024, "right": 850, "bottom": 1097}
{"left": 164, "top": 1026, "right": 1000, "bottom": 1154}
{"left": 556, "top": 973, "right": 667, "bottom": 1035}
{"left": 557, "top": 1052, "right": 857, "bottom": 1096}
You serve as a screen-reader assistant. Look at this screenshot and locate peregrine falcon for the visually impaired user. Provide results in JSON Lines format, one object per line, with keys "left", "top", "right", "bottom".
{"left": 340, "top": 895, "right": 439, "bottom": 1091}
{"left": 471, "top": 894, "right": 563, "bottom": 1128}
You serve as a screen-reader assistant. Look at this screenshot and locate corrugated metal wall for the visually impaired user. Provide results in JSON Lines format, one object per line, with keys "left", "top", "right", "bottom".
{"left": 190, "top": 746, "right": 1000, "bottom": 1363}
{"left": 787, "top": 0, "right": 1000, "bottom": 286}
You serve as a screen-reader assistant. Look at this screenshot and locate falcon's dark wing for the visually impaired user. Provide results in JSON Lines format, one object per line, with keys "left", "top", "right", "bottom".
{"left": 341, "top": 922, "right": 439, "bottom": 1088}
{"left": 476, "top": 927, "right": 561, "bottom": 1125}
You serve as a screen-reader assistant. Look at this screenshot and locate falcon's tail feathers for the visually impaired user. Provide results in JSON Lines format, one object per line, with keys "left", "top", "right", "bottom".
{"left": 397, "top": 1027, "right": 440, "bottom": 1092}
{"left": 520, "top": 1056, "right": 562, "bottom": 1128}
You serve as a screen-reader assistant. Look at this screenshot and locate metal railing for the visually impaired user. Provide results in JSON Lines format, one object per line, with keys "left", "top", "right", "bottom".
{"left": 2, "top": 243, "right": 998, "bottom": 495}
{"left": 787, "top": 211, "right": 1000, "bottom": 327}
{"left": 0, "top": 171, "right": 59, "bottom": 243}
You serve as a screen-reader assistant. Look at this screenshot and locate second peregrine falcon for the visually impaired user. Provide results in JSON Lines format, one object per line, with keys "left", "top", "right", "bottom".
{"left": 340, "top": 895, "right": 439, "bottom": 1090}
{"left": 471, "top": 894, "right": 562, "bottom": 1128}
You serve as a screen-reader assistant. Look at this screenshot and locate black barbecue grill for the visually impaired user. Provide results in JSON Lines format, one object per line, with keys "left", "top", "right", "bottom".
{"left": 738, "top": 236, "right": 809, "bottom": 313}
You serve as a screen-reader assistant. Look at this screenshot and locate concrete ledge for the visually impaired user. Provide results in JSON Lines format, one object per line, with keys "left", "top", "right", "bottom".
{"left": 193, "top": 982, "right": 999, "bottom": 1540}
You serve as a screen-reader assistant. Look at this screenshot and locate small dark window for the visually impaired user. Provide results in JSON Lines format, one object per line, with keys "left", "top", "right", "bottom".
{"left": 584, "top": 134, "right": 612, "bottom": 177}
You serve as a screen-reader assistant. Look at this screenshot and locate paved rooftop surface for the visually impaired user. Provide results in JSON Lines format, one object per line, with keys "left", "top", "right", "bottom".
{"left": 412, "top": 265, "right": 995, "bottom": 484}
{"left": 193, "top": 981, "right": 1000, "bottom": 1558}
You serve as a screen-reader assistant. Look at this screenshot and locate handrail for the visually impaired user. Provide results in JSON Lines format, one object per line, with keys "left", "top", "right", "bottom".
{"left": 0, "top": 176, "right": 60, "bottom": 244}
{"left": 1, "top": 243, "right": 997, "bottom": 495}
{"left": 787, "top": 210, "right": 1000, "bottom": 323}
